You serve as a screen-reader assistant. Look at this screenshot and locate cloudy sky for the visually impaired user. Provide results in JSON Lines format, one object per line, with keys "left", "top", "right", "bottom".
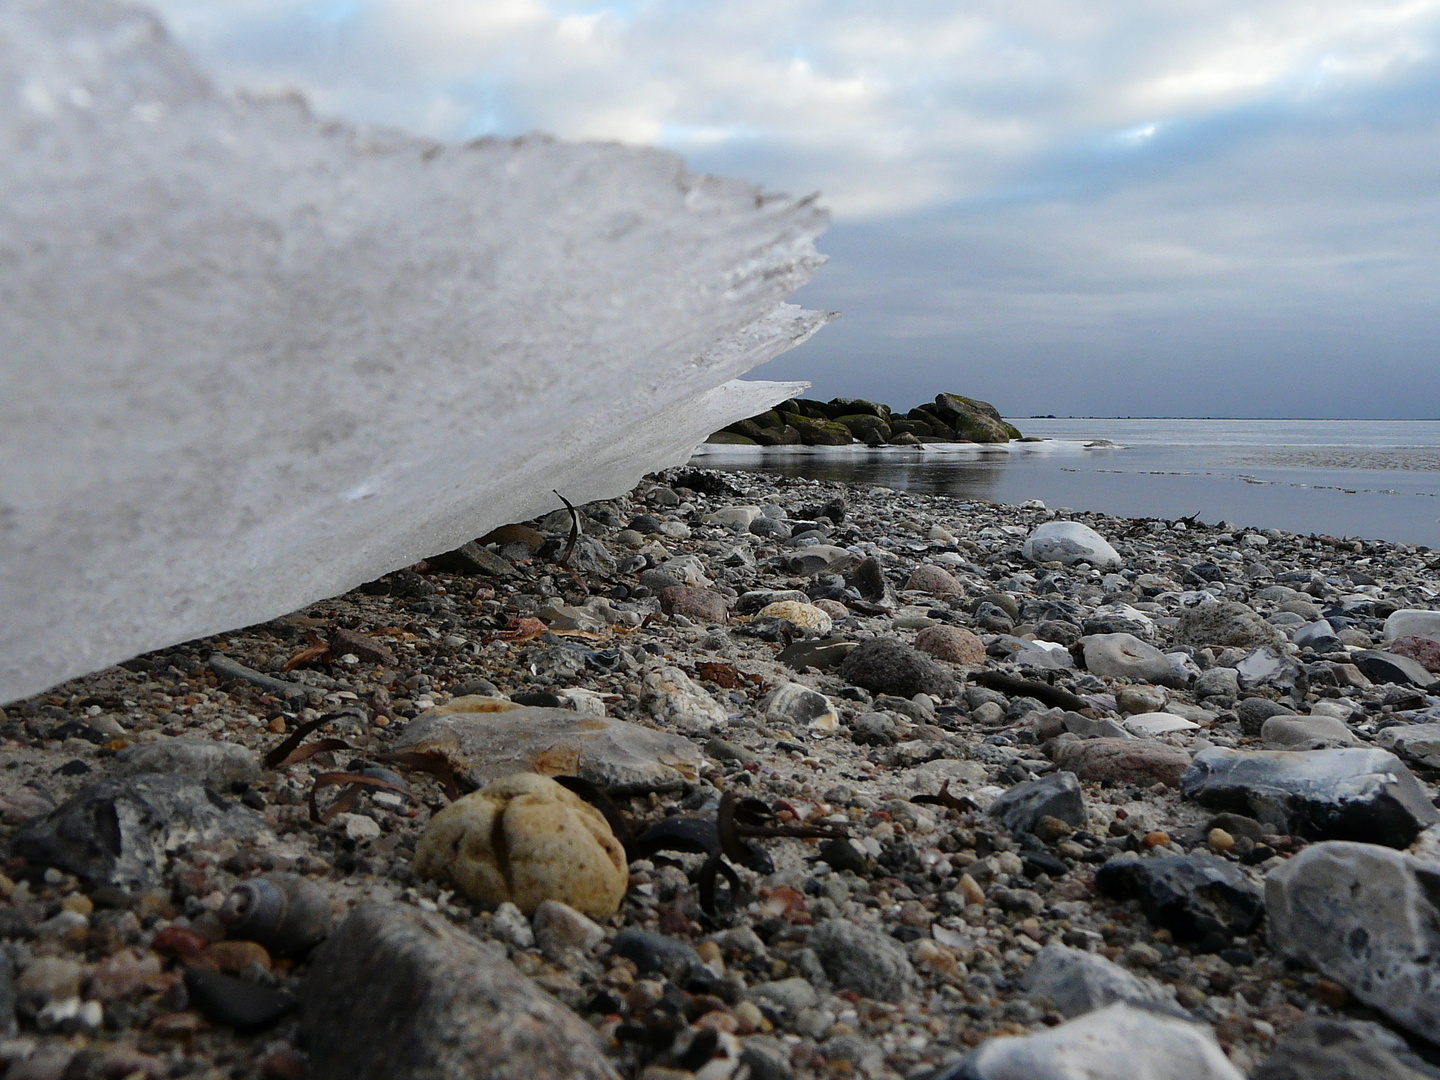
{"left": 149, "top": 0, "right": 1440, "bottom": 418}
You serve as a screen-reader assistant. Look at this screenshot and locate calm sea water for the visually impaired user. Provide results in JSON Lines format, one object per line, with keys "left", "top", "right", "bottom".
{"left": 692, "top": 419, "right": 1440, "bottom": 548}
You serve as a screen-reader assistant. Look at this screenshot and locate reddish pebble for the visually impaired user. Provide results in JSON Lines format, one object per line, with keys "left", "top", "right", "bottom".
{"left": 151, "top": 925, "right": 209, "bottom": 963}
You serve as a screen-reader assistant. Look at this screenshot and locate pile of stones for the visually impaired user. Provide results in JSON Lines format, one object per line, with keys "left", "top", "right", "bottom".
{"left": 1, "top": 466, "right": 1439, "bottom": 1080}
{"left": 711, "top": 394, "right": 1022, "bottom": 447}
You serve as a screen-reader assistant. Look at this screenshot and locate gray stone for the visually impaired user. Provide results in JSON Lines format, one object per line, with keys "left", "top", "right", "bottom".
{"left": 0, "top": 950, "right": 15, "bottom": 1038}
{"left": 1261, "top": 714, "right": 1356, "bottom": 750}
{"left": 988, "top": 772, "right": 1086, "bottom": 836}
{"left": 1181, "top": 746, "right": 1440, "bottom": 848}
{"left": 762, "top": 683, "right": 838, "bottom": 731}
{"left": 1095, "top": 854, "right": 1264, "bottom": 945}
{"left": 1080, "top": 634, "right": 1175, "bottom": 683}
{"left": 9, "top": 773, "right": 271, "bottom": 891}
{"left": 1377, "top": 723, "right": 1440, "bottom": 768}
{"left": 114, "top": 738, "right": 261, "bottom": 788}
{"left": 392, "top": 706, "right": 703, "bottom": 794}
{"left": 208, "top": 653, "right": 309, "bottom": 703}
{"left": 837, "top": 637, "right": 958, "bottom": 699}
{"left": 1049, "top": 737, "right": 1191, "bottom": 788}
{"left": 1235, "top": 647, "right": 1301, "bottom": 692}
{"left": 1253, "top": 1017, "right": 1440, "bottom": 1080}
{"left": 302, "top": 903, "right": 617, "bottom": 1080}
{"left": 750, "top": 977, "right": 819, "bottom": 1012}
{"left": 940, "top": 1004, "right": 1243, "bottom": 1080}
{"left": 1175, "top": 602, "right": 1282, "bottom": 648}
{"left": 1353, "top": 649, "right": 1439, "bottom": 689}
{"left": 1266, "top": 841, "right": 1440, "bottom": 1045}
{"left": 808, "top": 919, "right": 917, "bottom": 1002}
{"left": 1194, "top": 667, "right": 1240, "bottom": 700}
{"left": 1235, "top": 696, "right": 1297, "bottom": 736}
{"left": 1021, "top": 522, "right": 1122, "bottom": 570}
{"left": 1022, "top": 944, "right": 1173, "bottom": 1019}
{"left": 640, "top": 664, "right": 732, "bottom": 733}
{"left": 1385, "top": 609, "right": 1440, "bottom": 644}
{"left": 610, "top": 929, "right": 711, "bottom": 985}
{"left": 1293, "top": 619, "right": 1342, "bottom": 653}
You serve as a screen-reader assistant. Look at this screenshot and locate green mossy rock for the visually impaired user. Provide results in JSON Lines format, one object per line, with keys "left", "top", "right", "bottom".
{"left": 752, "top": 410, "right": 786, "bottom": 429}
{"left": 828, "top": 398, "right": 890, "bottom": 420}
{"left": 790, "top": 398, "right": 835, "bottom": 420}
{"left": 723, "top": 418, "right": 770, "bottom": 442}
{"left": 932, "top": 393, "right": 1010, "bottom": 443}
{"left": 783, "top": 413, "right": 853, "bottom": 446}
{"left": 834, "top": 414, "right": 892, "bottom": 442}
{"left": 707, "top": 431, "right": 758, "bottom": 445}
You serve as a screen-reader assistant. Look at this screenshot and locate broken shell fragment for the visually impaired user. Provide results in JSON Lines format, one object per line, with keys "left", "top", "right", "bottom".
{"left": 414, "top": 772, "right": 629, "bottom": 918}
{"left": 219, "top": 873, "right": 333, "bottom": 958}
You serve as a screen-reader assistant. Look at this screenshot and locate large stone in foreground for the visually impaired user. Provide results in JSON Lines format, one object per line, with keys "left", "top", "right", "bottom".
{"left": 1266, "top": 841, "right": 1440, "bottom": 1045}
{"left": 1254, "top": 1016, "right": 1438, "bottom": 1080}
{"left": 1181, "top": 747, "right": 1440, "bottom": 847}
{"left": 939, "top": 1003, "right": 1243, "bottom": 1080}
{"left": 392, "top": 707, "right": 703, "bottom": 793}
{"left": 302, "top": 903, "right": 618, "bottom": 1080}
{"left": 0, "top": 0, "right": 830, "bottom": 705}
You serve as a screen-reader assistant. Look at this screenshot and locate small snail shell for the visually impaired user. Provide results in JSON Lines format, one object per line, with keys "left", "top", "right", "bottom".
{"left": 219, "top": 872, "right": 332, "bottom": 958}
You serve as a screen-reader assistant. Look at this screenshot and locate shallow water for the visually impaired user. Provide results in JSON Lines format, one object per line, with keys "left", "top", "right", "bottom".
{"left": 692, "top": 419, "right": 1440, "bottom": 547}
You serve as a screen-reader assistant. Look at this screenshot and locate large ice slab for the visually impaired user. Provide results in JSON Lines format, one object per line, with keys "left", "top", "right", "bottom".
{"left": 0, "top": 0, "right": 831, "bottom": 703}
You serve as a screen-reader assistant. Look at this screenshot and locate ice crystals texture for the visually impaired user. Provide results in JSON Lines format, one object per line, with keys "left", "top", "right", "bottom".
{"left": 0, "top": 0, "right": 832, "bottom": 702}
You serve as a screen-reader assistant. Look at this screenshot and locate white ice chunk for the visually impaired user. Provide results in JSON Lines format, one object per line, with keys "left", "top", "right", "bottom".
{"left": 0, "top": 0, "right": 832, "bottom": 703}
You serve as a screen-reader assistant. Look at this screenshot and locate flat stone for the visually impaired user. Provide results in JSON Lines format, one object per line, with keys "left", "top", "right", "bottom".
{"left": 1022, "top": 944, "right": 1173, "bottom": 1019}
{"left": 1376, "top": 723, "right": 1440, "bottom": 768}
{"left": 1122, "top": 713, "right": 1199, "bottom": 737}
{"left": 1114, "top": 684, "right": 1167, "bottom": 714}
{"left": 1175, "top": 602, "right": 1283, "bottom": 649}
{"left": 392, "top": 706, "right": 703, "bottom": 794}
{"left": 1253, "top": 1017, "right": 1439, "bottom": 1080}
{"left": 1261, "top": 715, "right": 1357, "bottom": 750}
{"left": 988, "top": 772, "right": 1085, "bottom": 836}
{"left": 9, "top": 773, "right": 270, "bottom": 891}
{"left": 1021, "top": 521, "right": 1122, "bottom": 570}
{"left": 1081, "top": 634, "right": 1174, "bottom": 683}
{"left": 208, "top": 654, "right": 309, "bottom": 703}
{"left": 113, "top": 738, "right": 261, "bottom": 789}
{"left": 778, "top": 638, "right": 858, "bottom": 671}
{"left": 640, "top": 665, "right": 732, "bottom": 734}
{"left": 941, "top": 1003, "right": 1243, "bottom": 1080}
{"left": 1266, "top": 841, "right": 1440, "bottom": 1044}
{"left": 302, "top": 903, "right": 618, "bottom": 1080}
{"left": 808, "top": 920, "right": 917, "bottom": 1002}
{"left": 1181, "top": 747, "right": 1440, "bottom": 847}
{"left": 1095, "top": 854, "right": 1264, "bottom": 945}
{"left": 1049, "top": 737, "right": 1192, "bottom": 788}
{"left": 1353, "top": 649, "right": 1439, "bottom": 689}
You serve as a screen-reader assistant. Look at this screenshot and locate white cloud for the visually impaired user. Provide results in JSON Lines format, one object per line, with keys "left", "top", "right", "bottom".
{"left": 142, "top": 0, "right": 1440, "bottom": 415}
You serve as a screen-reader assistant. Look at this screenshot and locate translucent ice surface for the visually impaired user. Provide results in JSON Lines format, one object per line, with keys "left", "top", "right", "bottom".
{"left": 0, "top": 0, "right": 831, "bottom": 703}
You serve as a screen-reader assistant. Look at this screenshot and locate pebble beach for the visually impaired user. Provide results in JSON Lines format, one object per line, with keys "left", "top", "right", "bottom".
{"left": 2, "top": 466, "right": 1440, "bottom": 1080}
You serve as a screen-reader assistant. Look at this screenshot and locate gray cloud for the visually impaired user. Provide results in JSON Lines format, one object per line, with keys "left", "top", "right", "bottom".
{"left": 147, "top": 0, "right": 1440, "bottom": 417}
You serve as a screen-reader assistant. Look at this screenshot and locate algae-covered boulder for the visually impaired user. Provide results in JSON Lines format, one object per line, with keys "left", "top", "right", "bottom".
{"left": 827, "top": 397, "right": 890, "bottom": 420}
{"left": 833, "top": 414, "right": 892, "bottom": 442}
{"left": 931, "top": 393, "right": 1011, "bottom": 442}
{"left": 783, "top": 413, "right": 853, "bottom": 445}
